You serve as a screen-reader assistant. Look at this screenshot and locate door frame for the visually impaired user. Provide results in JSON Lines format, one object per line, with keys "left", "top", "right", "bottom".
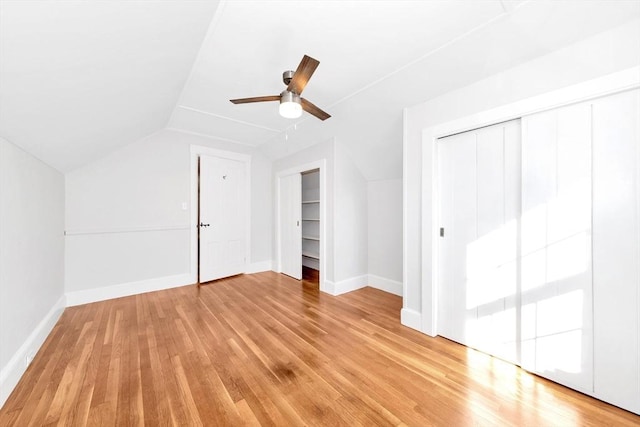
{"left": 276, "top": 159, "right": 327, "bottom": 291}
{"left": 190, "top": 145, "right": 251, "bottom": 284}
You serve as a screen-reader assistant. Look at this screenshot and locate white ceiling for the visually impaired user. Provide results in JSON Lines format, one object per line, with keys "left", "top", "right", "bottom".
{"left": 0, "top": 0, "right": 219, "bottom": 171}
{"left": 169, "top": 0, "right": 512, "bottom": 142}
{"left": 1, "top": 0, "right": 639, "bottom": 177}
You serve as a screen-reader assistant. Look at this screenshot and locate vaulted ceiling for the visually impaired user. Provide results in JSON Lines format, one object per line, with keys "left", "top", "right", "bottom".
{"left": 1, "top": 0, "right": 639, "bottom": 177}
{"left": 0, "top": 0, "right": 220, "bottom": 171}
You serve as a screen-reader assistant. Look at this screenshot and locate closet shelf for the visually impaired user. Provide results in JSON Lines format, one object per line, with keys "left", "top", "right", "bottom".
{"left": 302, "top": 200, "right": 320, "bottom": 204}
{"left": 302, "top": 235, "right": 320, "bottom": 241}
{"left": 302, "top": 218, "right": 320, "bottom": 221}
{"left": 302, "top": 251, "right": 320, "bottom": 260}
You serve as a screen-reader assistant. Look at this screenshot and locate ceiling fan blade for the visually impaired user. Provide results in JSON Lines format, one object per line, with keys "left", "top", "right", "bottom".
{"left": 287, "top": 55, "right": 320, "bottom": 95}
{"left": 301, "top": 98, "right": 331, "bottom": 121}
{"left": 230, "top": 95, "right": 280, "bottom": 104}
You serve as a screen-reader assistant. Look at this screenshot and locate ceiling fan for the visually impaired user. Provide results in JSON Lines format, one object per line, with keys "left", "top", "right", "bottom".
{"left": 230, "top": 55, "right": 331, "bottom": 121}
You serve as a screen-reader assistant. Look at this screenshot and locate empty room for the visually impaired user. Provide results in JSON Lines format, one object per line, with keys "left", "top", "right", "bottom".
{"left": 1, "top": 0, "right": 640, "bottom": 425}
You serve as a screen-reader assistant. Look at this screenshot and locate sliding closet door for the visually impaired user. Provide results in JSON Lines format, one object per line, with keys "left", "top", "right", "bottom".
{"left": 520, "top": 102, "right": 593, "bottom": 393}
{"left": 438, "top": 120, "right": 521, "bottom": 363}
{"left": 473, "top": 122, "right": 521, "bottom": 363}
{"left": 592, "top": 88, "right": 640, "bottom": 412}
{"left": 437, "top": 89, "right": 640, "bottom": 413}
{"left": 438, "top": 130, "right": 477, "bottom": 345}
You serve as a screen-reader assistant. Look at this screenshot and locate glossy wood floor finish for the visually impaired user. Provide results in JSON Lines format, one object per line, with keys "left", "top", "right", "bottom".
{"left": 1, "top": 272, "right": 639, "bottom": 426}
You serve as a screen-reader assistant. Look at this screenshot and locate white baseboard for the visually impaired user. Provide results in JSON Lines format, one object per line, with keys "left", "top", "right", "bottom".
{"left": 246, "top": 260, "right": 272, "bottom": 274}
{"left": 65, "top": 273, "right": 193, "bottom": 307}
{"left": 368, "top": 274, "right": 403, "bottom": 296}
{"left": 323, "top": 275, "right": 368, "bottom": 296}
{"left": 401, "top": 308, "right": 422, "bottom": 332}
{"left": 318, "top": 280, "right": 332, "bottom": 295}
{"left": 0, "top": 295, "right": 66, "bottom": 408}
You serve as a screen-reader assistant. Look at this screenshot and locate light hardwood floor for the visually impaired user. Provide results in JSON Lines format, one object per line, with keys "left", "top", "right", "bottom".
{"left": 1, "top": 271, "right": 638, "bottom": 426}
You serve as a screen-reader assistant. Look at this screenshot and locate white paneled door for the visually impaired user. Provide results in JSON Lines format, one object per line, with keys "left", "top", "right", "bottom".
{"left": 592, "top": 88, "right": 640, "bottom": 413}
{"left": 279, "top": 173, "right": 302, "bottom": 280}
{"left": 438, "top": 120, "right": 521, "bottom": 364}
{"left": 199, "top": 155, "right": 247, "bottom": 282}
{"left": 521, "top": 102, "right": 593, "bottom": 394}
{"left": 437, "top": 129, "right": 478, "bottom": 347}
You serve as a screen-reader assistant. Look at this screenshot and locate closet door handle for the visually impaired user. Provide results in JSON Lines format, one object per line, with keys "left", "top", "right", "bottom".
{"left": 199, "top": 222, "right": 210, "bottom": 228}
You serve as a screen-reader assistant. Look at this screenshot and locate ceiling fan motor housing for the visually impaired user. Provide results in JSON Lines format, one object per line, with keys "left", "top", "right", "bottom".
{"left": 282, "top": 70, "right": 295, "bottom": 86}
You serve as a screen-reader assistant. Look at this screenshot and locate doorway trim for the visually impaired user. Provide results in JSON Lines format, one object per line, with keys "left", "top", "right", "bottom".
{"left": 190, "top": 145, "right": 251, "bottom": 284}
{"left": 276, "top": 159, "right": 327, "bottom": 292}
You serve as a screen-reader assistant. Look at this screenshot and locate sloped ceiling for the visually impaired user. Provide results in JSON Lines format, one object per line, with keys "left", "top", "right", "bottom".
{"left": 1, "top": 0, "right": 639, "bottom": 177}
{"left": 0, "top": 0, "right": 220, "bottom": 171}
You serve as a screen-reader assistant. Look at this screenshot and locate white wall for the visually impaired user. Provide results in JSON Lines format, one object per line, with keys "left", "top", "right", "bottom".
{"left": 65, "top": 129, "right": 272, "bottom": 303}
{"left": 333, "top": 142, "right": 368, "bottom": 285}
{"left": 368, "top": 179, "right": 402, "bottom": 294}
{"left": 403, "top": 20, "right": 640, "bottom": 331}
{"left": 0, "top": 137, "right": 65, "bottom": 406}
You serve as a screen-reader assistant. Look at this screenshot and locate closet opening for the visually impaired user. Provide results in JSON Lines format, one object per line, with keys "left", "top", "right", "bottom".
{"left": 301, "top": 169, "right": 320, "bottom": 286}
{"left": 276, "top": 160, "right": 326, "bottom": 291}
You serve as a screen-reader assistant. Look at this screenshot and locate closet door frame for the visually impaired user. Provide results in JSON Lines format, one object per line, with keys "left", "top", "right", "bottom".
{"left": 418, "top": 66, "right": 640, "bottom": 338}
{"left": 275, "top": 159, "right": 327, "bottom": 291}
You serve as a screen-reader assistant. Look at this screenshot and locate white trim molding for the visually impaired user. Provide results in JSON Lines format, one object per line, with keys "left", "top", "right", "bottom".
{"left": 325, "top": 275, "right": 368, "bottom": 296}
{"left": 177, "top": 106, "right": 281, "bottom": 133}
{"left": 322, "top": 280, "right": 338, "bottom": 296}
{"left": 0, "top": 295, "right": 66, "bottom": 407}
{"left": 368, "top": 274, "right": 403, "bottom": 297}
{"left": 65, "top": 224, "right": 189, "bottom": 236}
{"left": 66, "top": 273, "right": 193, "bottom": 307}
{"left": 246, "top": 260, "right": 273, "bottom": 274}
{"left": 401, "top": 308, "right": 423, "bottom": 333}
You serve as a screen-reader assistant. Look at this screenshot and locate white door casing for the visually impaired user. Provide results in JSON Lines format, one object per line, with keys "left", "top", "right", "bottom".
{"left": 199, "top": 154, "right": 247, "bottom": 282}
{"left": 279, "top": 173, "right": 302, "bottom": 279}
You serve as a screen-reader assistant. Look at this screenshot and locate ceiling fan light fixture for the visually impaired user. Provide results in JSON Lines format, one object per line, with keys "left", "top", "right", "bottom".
{"left": 230, "top": 55, "right": 329, "bottom": 120}
{"left": 279, "top": 91, "right": 302, "bottom": 119}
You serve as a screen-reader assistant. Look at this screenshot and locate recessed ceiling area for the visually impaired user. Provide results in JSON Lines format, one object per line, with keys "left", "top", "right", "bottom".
{"left": 1, "top": 0, "right": 639, "bottom": 176}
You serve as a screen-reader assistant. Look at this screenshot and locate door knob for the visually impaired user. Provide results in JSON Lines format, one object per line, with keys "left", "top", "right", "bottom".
{"left": 199, "top": 222, "right": 210, "bottom": 228}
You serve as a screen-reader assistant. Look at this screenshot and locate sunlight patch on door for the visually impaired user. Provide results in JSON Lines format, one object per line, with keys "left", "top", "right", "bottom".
{"left": 522, "top": 290, "right": 585, "bottom": 374}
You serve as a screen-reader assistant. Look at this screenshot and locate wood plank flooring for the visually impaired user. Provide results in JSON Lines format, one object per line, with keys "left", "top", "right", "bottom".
{"left": 1, "top": 271, "right": 639, "bottom": 426}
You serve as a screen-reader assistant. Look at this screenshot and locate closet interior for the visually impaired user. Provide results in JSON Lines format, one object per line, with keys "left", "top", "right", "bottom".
{"left": 301, "top": 169, "right": 320, "bottom": 283}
